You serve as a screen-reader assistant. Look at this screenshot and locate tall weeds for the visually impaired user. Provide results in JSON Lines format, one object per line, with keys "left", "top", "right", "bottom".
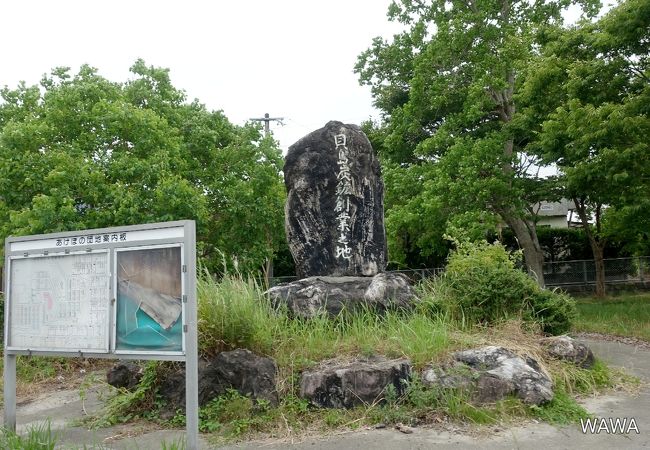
{"left": 197, "top": 272, "right": 467, "bottom": 370}
{"left": 197, "top": 271, "right": 280, "bottom": 357}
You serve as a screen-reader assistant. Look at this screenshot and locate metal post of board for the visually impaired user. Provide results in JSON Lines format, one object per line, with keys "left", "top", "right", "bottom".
{"left": 185, "top": 221, "right": 199, "bottom": 449}
{"left": 3, "top": 353, "right": 17, "bottom": 431}
{"left": 3, "top": 237, "right": 16, "bottom": 432}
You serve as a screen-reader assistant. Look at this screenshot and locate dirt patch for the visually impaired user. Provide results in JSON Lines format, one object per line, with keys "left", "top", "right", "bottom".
{"left": 5, "top": 358, "right": 114, "bottom": 407}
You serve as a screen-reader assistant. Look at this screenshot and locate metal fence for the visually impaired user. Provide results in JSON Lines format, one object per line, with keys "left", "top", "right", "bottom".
{"left": 543, "top": 256, "right": 649, "bottom": 287}
{"left": 270, "top": 256, "right": 649, "bottom": 288}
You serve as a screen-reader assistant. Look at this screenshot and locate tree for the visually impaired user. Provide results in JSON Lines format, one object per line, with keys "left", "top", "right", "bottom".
{"left": 602, "top": 204, "right": 650, "bottom": 257}
{"left": 362, "top": 120, "right": 451, "bottom": 269}
{"left": 0, "top": 61, "right": 285, "bottom": 275}
{"left": 356, "top": 0, "right": 599, "bottom": 286}
{"left": 525, "top": 0, "right": 650, "bottom": 296}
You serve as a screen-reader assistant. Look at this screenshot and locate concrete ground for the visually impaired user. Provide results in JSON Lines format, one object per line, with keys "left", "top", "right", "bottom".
{"left": 3, "top": 337, "right": 649, "bottom": 449}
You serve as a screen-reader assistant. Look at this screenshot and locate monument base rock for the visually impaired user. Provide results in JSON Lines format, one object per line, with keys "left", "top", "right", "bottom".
{"left": 265, "top": 273, "right": 417, "bottom": 318}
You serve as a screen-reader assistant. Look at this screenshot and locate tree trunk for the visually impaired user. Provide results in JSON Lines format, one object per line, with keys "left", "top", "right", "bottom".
{"left": 573, "top": 198, "right": 607, "bottom": 297}
{"left": 591, "top": 243, "right": 606, "bottom": 298}
{"left": 502, "top": 212, "right": 546, "bottom": 287}
{"left": 492, "top": 68, "right": 545, "bottom": 286}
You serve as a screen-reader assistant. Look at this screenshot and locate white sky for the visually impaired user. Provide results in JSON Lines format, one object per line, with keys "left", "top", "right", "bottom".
{"left": 1, "top": 0, "right": 401, "bottom": 152}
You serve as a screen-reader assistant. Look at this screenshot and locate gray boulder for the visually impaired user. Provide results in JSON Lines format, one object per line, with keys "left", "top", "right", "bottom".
{"left": 422, "top": 347, "right": 553, "bottom": 405}
{"left": 421, "top": 360, "right": 475, "bottom": 390}
{"left": 422, "top": 361, "right": 516, "bottom": 404}
{"left": 284, "top": 121, "right": 387, "bottom": 278}
{"left": 266, "top": 273, "right": 416, "bottom": 318}
{"left": 540, "top": 335, "right": 595, "bottom": 368}
{"left": 300, "top": 357, "right": 411, "bottom": 408}
{"left": 209, "top": 348, "right": 279, "bottom": 406}
{"left": 453, "top": 346, "right": 554, "bottom": 405}
{"left": 364, "top": 272, "right": 416, "bottom": 309}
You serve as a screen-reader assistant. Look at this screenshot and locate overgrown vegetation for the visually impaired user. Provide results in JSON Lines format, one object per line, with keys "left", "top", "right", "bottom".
{"left": 422, "top": 240, "right": 576, "bottom": 335}
{"left": 196, "top": 267, "right": 459, "bottom": 367}
{"left": 5, "top": 242, "right": 631, "bottom": 445}
{"left": 573, "top": 293, "right": 650, "bottom": 341}
{"left": 0, "top": 421, "right": 58, "bottom": 450}
{"left": 82, "top": 242, "right": 626, "bottom": 443}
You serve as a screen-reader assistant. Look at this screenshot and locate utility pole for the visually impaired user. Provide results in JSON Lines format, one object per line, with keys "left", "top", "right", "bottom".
{"left": 249, "top": 113, "right": 284, "bottom": 287}
{"left": 250, "top": 112, "right": 284, "bottom": 137}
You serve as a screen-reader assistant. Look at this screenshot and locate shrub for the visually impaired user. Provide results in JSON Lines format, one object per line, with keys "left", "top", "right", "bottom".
{"left": 430, "top": 240, "right": 575, "bottom": 334}
{"left": 527, "top": 288, "right": 576, "bottom": 335}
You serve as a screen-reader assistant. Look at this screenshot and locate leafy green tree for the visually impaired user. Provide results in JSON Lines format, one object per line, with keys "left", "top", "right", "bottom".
{"left": 356, "top": 0, "right": 599, "bottom": 286}
{"left": 525, "top": 0, "right": 650, "bottom": 296}
{"left": 602, "top": 204, "right": 650, "bottom": 257}
{"left": 0, "top": 61, "right": 285, "bottom": 275}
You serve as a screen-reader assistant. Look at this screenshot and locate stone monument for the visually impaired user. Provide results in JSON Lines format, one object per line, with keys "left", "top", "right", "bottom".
{"left": 284, "top": 121, "right": 386, "bottom": 278}
{"left": 267, "top": 121, "right": 416, "bottom": 317}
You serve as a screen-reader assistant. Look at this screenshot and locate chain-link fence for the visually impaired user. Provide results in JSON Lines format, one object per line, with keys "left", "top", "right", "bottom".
{"left": 270, "top": 256, "right": 649, "bottom": 289}
{"left": 543, "top": 256, "right": 649, "bottom": 286}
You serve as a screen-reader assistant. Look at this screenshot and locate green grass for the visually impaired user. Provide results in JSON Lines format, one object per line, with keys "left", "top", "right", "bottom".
{"left": 573, "top": 293, "right": 650, "bottom": 341}
{"left": 0, "top": 421, "right": 58, "bottom": 450}
{"left": 197, "top": 272, "right": 467, "bottom": 370}
{"left": 88, "top": 273, "right": 631, "bottom": 443}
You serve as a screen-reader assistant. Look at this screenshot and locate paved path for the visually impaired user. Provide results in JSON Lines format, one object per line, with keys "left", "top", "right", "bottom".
{"left": 4, "top": 337, "right": 649, "bottom": 449}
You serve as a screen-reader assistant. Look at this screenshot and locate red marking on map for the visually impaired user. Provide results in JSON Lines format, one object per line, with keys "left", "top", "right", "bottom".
{"left": 43, "top": 292, "right": 53, "bottom": 310}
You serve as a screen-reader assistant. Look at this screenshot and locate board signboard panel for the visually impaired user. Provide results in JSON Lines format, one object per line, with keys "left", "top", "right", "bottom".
{"left": 7, "top": 251, "right": 110, "bottom": 352}
{"left": 3, "top": 221, "right": 199, "bottom": 446}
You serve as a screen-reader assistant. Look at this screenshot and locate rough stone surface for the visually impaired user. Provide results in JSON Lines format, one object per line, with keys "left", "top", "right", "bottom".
{"left": 284, "top": 121, "right": 386, "bottom": 278}
{"left": 266, "top": 273, "right": 416, "bottom": 318}
{"left": 453, "top": 346, "right": 554, "bottom": 405}
{"left": 541, "top": 335, "right": 595, "bottom": 368}
{"left": 364, "top": 272, "right": 416, "bottom": 309}
{"left": 423, "top": 361, "right": 516, "bottom": 404}
{"left": 421, "top": 360, "right": 475, "bottom": 390}
{"left": 106, "top": 362, "right": 143, "bottom": 390}
{"left": 158, "top": 349, "right": 278, "bottom": 416}
{"left": 300, "top": 357, "right": 411, "bottom": 408}
{"left": 209, "top": 348, "right": 279, "bottom": 406}
{"left": 474, "top": 373, "right": 516, "bottom": 404}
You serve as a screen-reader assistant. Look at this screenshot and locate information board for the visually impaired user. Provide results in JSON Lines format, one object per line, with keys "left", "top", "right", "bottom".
{"left": 7, "top": 251, "right": 110, "bottom": 352}
{"left": 3, "top": 221, "right": 199, "bottom": 448}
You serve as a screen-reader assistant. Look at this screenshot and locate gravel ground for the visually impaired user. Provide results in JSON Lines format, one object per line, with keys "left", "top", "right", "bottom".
{"left": 573, "top": 331, "right": 650, "bottom": 349}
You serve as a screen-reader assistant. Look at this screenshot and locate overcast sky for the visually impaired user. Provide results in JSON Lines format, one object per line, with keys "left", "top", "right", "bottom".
{"left": 1, "top": 0, "right": 402, "bottom": 151}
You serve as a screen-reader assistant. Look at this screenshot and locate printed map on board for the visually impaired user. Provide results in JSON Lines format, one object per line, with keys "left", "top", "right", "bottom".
{"left": 8, "top": 252, "right": 110, "bottom": 352}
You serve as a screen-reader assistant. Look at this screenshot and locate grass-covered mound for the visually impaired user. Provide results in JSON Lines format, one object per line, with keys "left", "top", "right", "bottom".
{"left": 86, "top": 243, "right": 631, "bottom": 443}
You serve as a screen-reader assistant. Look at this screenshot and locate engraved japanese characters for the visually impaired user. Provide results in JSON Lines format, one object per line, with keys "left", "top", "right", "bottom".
{"left": 283, "top": 121, "right": 387, "bottom": 278}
